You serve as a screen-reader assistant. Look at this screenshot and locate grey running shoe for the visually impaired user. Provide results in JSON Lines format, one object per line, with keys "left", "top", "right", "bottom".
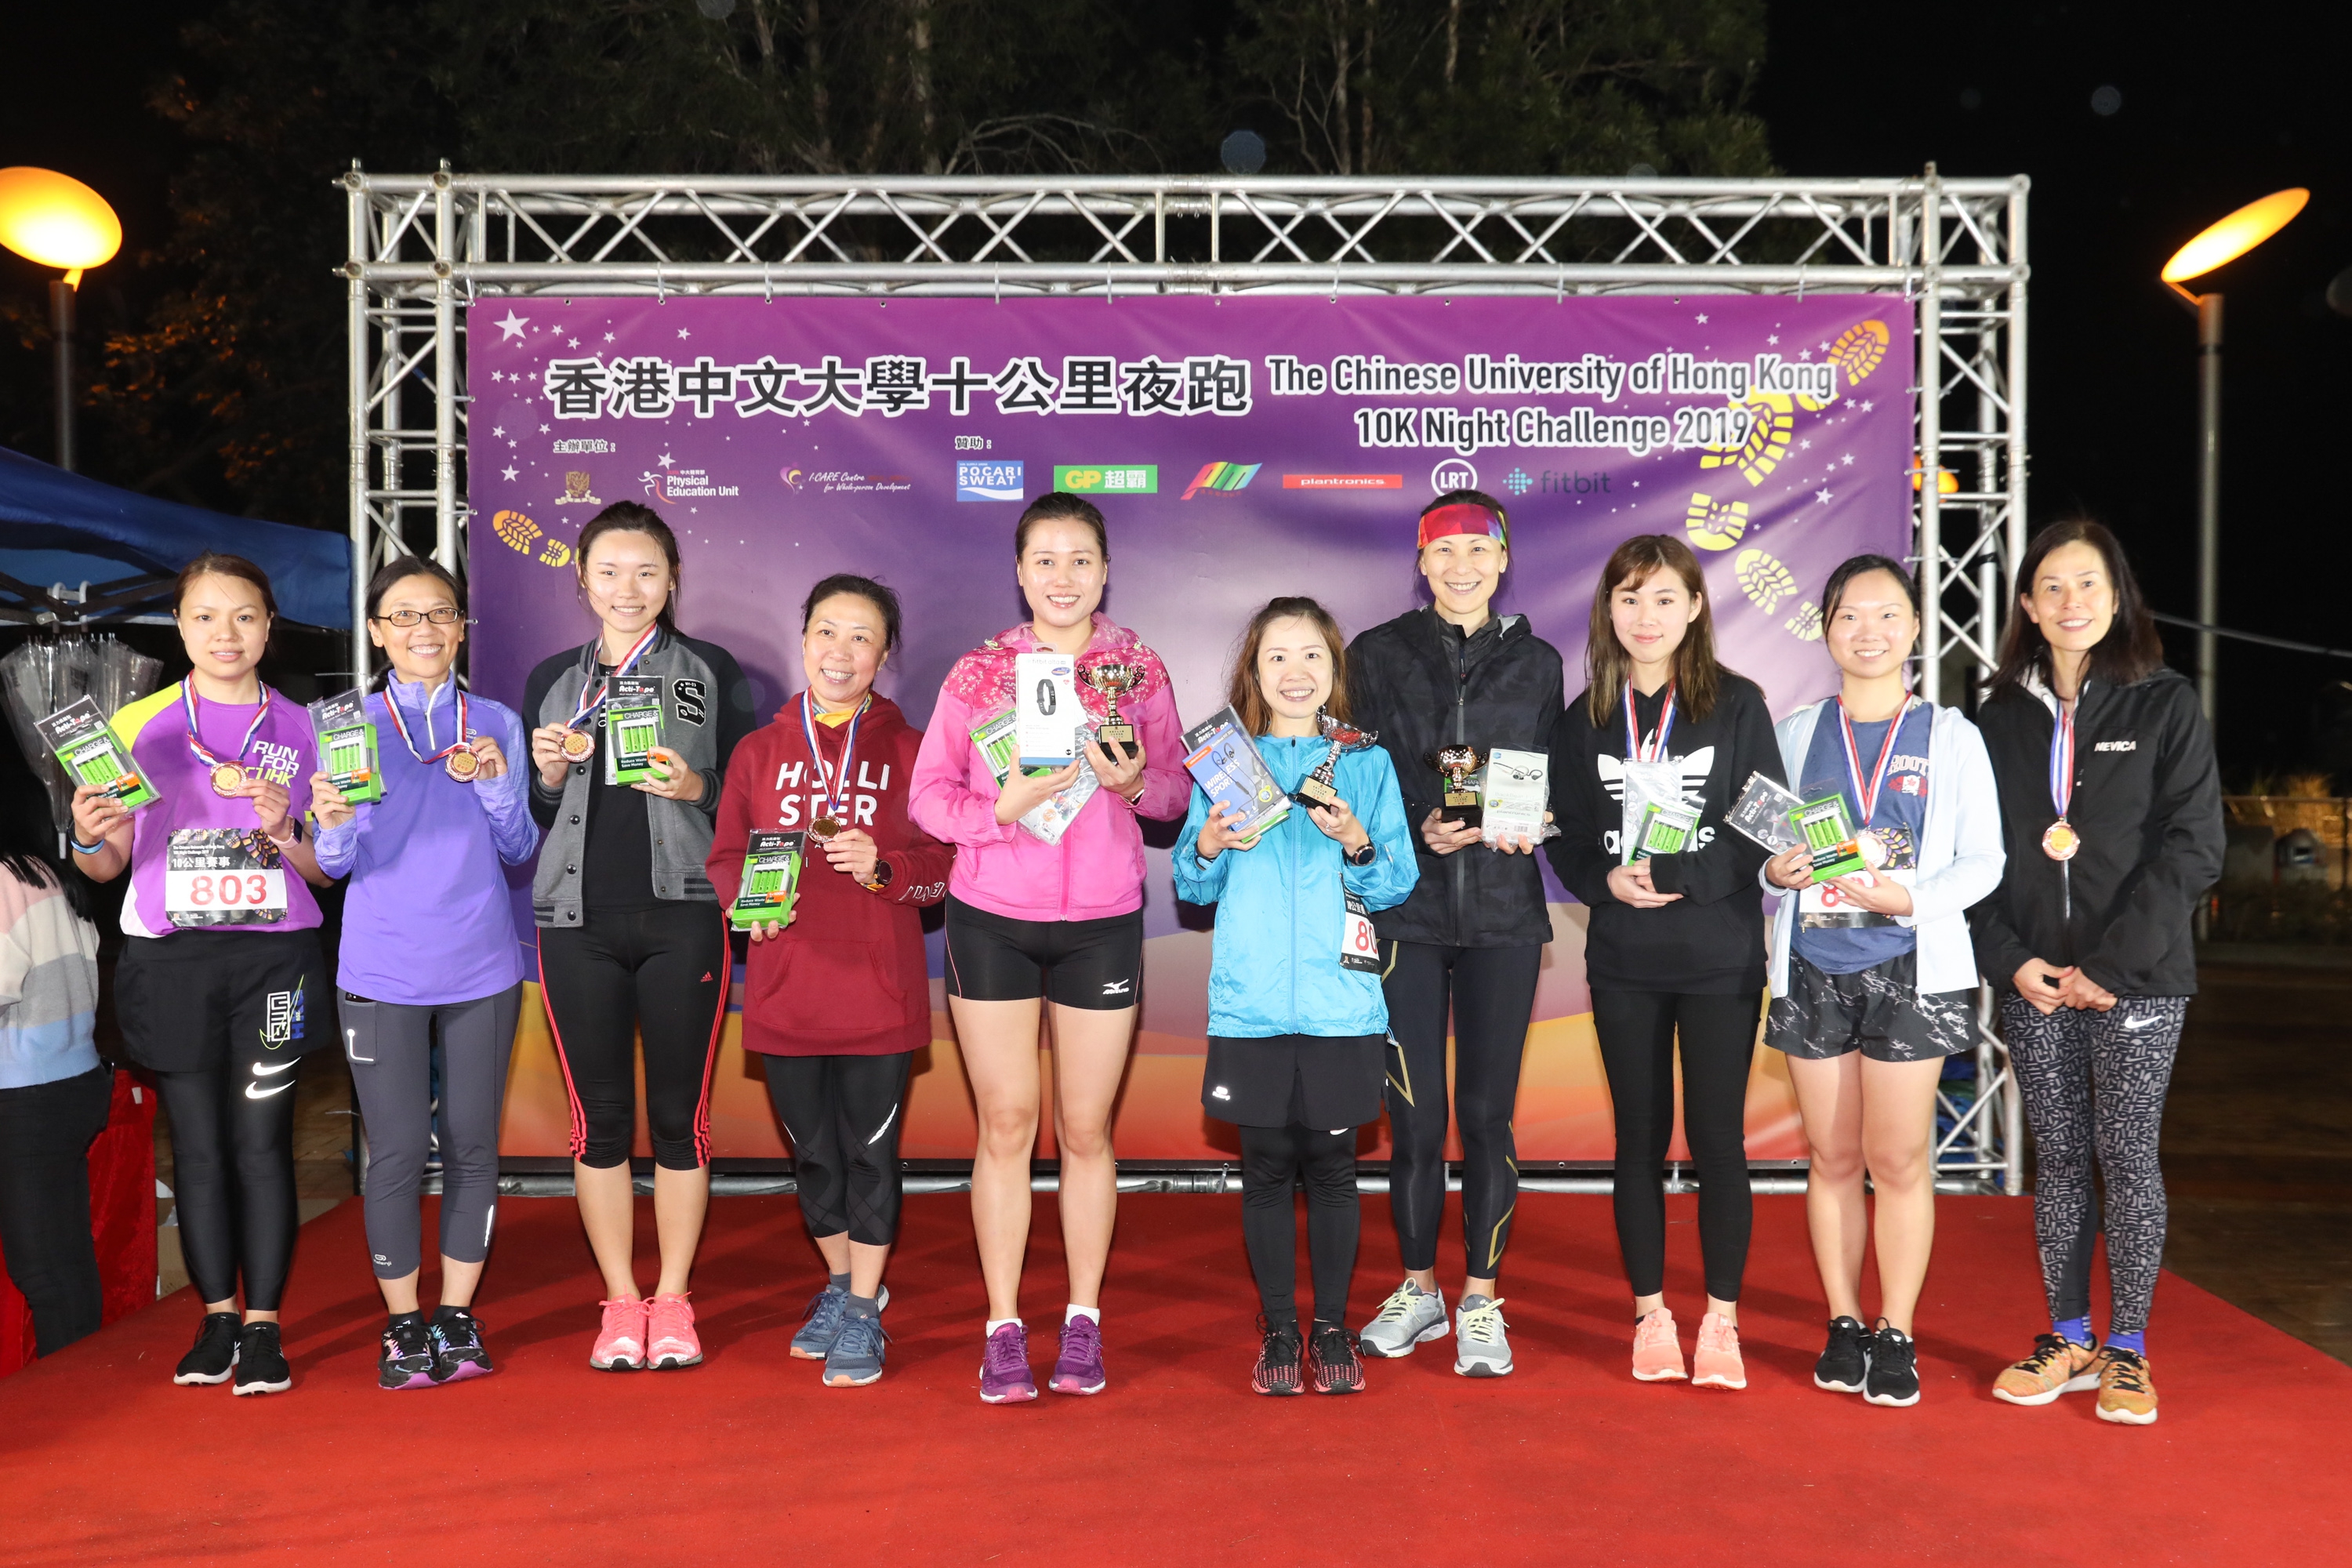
{"left": 1453, "top": 1294, "right": 1515, "bottom": 1378}
{"left": 791, "top": 1282, "right": 887, "bottom": 1359}
{"left": 824, "top": 1311, "right": 889, "bottom": 1388}
{"left": 1356, "top": 1279, "right": 1447, "bottom": 1359}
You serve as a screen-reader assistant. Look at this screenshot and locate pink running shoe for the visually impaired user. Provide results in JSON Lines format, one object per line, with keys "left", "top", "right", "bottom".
{"left": 646, "top": 1292, "right": 702, "bottom": 1369}
{"left": 979, "top": 1323, "right": 1039, "bottom": 1403}
{"left": 1632, "top": 1306, "right": 1687, "bottom": 1382}
{"left": 1692, "top": 1312, "right": 1748, "bottom": 1390}
{"left": 590, "top": 1298, "right": 648, "bottom": 1371}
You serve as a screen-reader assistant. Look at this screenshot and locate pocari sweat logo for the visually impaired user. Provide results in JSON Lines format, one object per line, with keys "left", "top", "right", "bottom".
{"left": 957, "top": 459, "right": 1025, "bottom": 503}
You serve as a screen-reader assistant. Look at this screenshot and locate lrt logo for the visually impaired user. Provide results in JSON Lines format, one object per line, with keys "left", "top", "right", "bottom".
{"left": 1181, "top": 462, "right": 1260, "bottom": 499}
{"left": 1431, "top": 459, "right": 1479, "bottom": 494}
{"left": 957, "top": 459, "right": 1025, "bottom": 502}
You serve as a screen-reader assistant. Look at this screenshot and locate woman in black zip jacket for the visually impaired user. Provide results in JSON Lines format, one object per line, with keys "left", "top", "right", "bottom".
{"left": 1345, "top": 489, "right": 1564, "bottom": 1377}
{"left": 1548, "top": 534, "right": 1781, "bottom": 1391}
{"left": 1969, "top": 520, "right": 2223, "bottom": 1428}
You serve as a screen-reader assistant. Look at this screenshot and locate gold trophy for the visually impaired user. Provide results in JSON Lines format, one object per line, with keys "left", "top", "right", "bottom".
{"left": 1078, "top": 661, "right": 1141, "bottom": 758}
{"left": 1427, "top": 744, "right": 1486, "bottom": 828}
{"left": 1294, "top": 713, "right": 1377, "bottom": 809}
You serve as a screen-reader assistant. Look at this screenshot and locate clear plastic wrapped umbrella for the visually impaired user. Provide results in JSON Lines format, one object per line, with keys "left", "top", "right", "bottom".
{"left": 1, "top": 633, "right": 165, "bottom": 841}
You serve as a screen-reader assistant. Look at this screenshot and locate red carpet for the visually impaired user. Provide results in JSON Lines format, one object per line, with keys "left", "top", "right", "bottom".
{"left": 2, "top": 1190, "right": 2345, "bottom": 1566}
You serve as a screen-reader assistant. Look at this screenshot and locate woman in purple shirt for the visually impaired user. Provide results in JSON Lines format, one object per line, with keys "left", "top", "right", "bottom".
{"left": 313, "top": 559, "right": 538, "bottom": 1391}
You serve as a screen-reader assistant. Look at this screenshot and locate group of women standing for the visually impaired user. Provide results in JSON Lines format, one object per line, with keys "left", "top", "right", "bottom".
{"left": 27, "top": 486, "right": 2217, "bottom": 1425}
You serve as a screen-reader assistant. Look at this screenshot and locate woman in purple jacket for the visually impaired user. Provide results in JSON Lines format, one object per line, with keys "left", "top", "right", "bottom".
{"left": 312, "top": 559, "right": 539, "bottom": 1391}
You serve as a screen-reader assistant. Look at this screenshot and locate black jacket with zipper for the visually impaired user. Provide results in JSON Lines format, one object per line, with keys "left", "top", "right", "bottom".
{"left": 1345, "top": 606, "right": 1565, "bottom": 949}
{"left": 1546, "top": 673, "right": 1781, "bottom": 994}
{"left": 1969, "top": 666, "right": 2223, "bottom": 999}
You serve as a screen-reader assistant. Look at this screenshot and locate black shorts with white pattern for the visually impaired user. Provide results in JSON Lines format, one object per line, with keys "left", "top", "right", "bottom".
{"left": 1766, "top": 948, "right": 1975, "bottom": 1064}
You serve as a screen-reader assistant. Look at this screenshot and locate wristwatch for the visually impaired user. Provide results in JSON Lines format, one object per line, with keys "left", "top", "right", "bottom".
{"left": 862, "top": 860, "right": 895, "bottom": 893}
{"left": 1345, "top": 840, "right": 1376, "bottom": 868}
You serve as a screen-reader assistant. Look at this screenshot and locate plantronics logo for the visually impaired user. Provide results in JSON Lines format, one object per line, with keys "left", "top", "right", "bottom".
{"left": 957, "top": 459, "right": 1025, "bottom": 503}
{"left": 1181, "top": 461, "right": 1260, "bottom": 499}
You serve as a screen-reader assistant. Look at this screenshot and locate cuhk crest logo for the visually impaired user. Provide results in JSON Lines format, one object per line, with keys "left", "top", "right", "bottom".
{"left": 1432, "top": 459, "right": 1478, "bottom": 494}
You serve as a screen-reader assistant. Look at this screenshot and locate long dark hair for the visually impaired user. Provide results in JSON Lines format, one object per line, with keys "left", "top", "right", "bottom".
{"left": 361, "top": 557, "right": 467, "bottom": 691}
{"left": 577, "top": 502, "right": 683, "bottom": 632}
{"left": 1583, "top": 534, "right": 1732, "bottom": 725}
{"left": 1992, "top": 520, "right": 2165, "bottom": 691}
{"left": 1226, "top": 597, "right": 1352, "bottom": 738}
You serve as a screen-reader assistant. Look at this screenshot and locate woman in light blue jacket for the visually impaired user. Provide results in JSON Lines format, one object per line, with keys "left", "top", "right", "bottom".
{"left": 1174, "top": 597, "right": 1416, "bottom": 1398}
{"left": 1759, "top": 554, "right": 2004, "bottom": 1410}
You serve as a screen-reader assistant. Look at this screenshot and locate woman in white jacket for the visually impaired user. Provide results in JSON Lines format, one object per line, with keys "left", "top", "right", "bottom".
{"left": 1759, "top": 554, "right": 2004, "bottom": 1409}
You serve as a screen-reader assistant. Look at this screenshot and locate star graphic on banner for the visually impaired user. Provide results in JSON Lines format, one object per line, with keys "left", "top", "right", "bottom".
{"left": 603, "top": 332, "right": 615, "bottom": 343}
{"left": 658, "top": 452, "right": 675, "bottom": 467}
{"left": 568, "top": 338, "right": 580, "bottom": 349}
{"left": 539, "top": 423, "right": 550, "bottom": 434}
{"left": 1767, "top": 333, "right": 1780, "bottom": 345}
{"left": 1819, "top": 341, "right": 1831, "bottom": 352}
{"left": 1860, "top": 400, "right": 1874, "bottom": 412}
{"left": 1843, "top": 398, "right": 1856, "bottom": 409}
{"left": 677, "top": 328, "right": 691, "bottom": 339}
{"left": 1799, "top": 439, "right": 1812, "bottom": 451}
{"left": 492, "top": 426, "right": 506, "bottom": 438}
{"left": 1695, "top": 313, "right": 1708, "bottom": 324}
{"left": 500, "top": 465, "right": 518, "bottom": 481}
{"left": 1842, "top": 453, "right": 1856, "bottom": 466}
{"left": 1798, "top": 350, "right": 1813, "bottom": 361}
{"left": 495, "top": 310, "right": 529, "bottom": 341}
{"left": 1816, "top": 488, "right": 1833, "bottom": 504}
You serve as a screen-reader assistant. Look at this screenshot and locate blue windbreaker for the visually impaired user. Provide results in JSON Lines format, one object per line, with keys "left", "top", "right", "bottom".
{"left": 1172, "top": 734, "right": 1418, "bottom": 1038}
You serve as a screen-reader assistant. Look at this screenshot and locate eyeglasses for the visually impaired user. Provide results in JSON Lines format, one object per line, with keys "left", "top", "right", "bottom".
{"left": 372, "top": 608, "right": 468, "bottom": 627}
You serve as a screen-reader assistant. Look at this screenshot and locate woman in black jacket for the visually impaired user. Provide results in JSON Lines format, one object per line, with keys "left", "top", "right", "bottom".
{"left": 1548, "top": 534, "right": 1780, "bottom": 1391}
{"left": 1970, "top": 520, "right": 2223, "bottom": 1428}
{"left": 1346, "top": 490, "right": 1564, "bottom": 1378}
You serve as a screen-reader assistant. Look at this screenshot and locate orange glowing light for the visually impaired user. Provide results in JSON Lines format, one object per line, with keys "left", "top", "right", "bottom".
{"left": 2161, "top": 188, "right": 2308, "bottom": 285}
{"left": 0, "top": 167, "right": 122, "bottom": 288}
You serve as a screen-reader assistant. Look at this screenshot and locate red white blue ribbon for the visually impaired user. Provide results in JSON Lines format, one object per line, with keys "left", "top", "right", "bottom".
{"left": 800, "top": 691, "right": 869, "bottom": 824}
{"left": 1835, "top": 695, "right": 1915, "bottom": 829}
{"left": 382, "top": 681, "right": 468, "bottom": 764}
{"left": 568, "top": 622, "right": 661, "bottom": 731}
{"left": 181, "top": 678, "right": 274, "bottom": 779}
{"left": 2048, "top": 699, "right": 2075, "bottom": 825}
{"left": 1624, "top": 680, "right": 1678, "bottom": 763}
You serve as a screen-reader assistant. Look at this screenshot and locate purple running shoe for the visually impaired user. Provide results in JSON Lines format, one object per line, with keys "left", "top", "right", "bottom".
{"left": 980, "top": 1322, "right": 1037, "bottom": 1403}
{"left": 429, "top": 1308, "right": 495, "bottom": 1384}
{"left": 378, "top": 1316, "right": 436, "bottom": 1392}
{"left": 1050, "top": 1313, "right": 1107, "bottom": 1396}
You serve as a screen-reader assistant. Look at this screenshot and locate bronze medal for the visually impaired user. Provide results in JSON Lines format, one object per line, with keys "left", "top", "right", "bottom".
{"left": 445, "top": 749, "right": 481, "bottom": 782}
{"left": 811, "top": 817, "right": 842, "bottom": 840}
{"left": 2042, "top": 819, "right": 2080, "bottom": 861}
{"left": 210, "top": 762, "right": 248, "bottom": 797}
{"left": 560, "top": 728, "right": 594, "bottom": 762}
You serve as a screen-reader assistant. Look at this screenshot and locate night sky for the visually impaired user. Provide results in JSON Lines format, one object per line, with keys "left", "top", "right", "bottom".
{"left": 6, "top": 0, "right": 2350, "bottom": 783}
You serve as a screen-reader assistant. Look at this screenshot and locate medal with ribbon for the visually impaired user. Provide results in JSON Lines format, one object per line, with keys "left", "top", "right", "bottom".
{"left": 1835, "top": 694, "right": 1915, "bottom": 869}
{"left": 561, "top": 623, "right": 660, "bottom": 762}
{"left": 1624, "top": 679, "right": 1678, "bottom": 763}
{"left": 183, "top": 679, "right": 274, "bottom": 797}
{"left": 2042, "top": 699, "right": 2080, "bottom": 861}
{"left": 800, "top": 691, "right": 869, "bottom": 840}
{"left": 383, "top": 682, "right": 479, "bottom": 781}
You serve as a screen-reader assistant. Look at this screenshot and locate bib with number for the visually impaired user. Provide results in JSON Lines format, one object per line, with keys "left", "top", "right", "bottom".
{"left": 165, "top": 828, "right": 289, "bottom": 928}
{"left": 1339, "top": 891, "right": 1381, "bottom": 972}
{"left": 1797, "top": 866, "right": 1915, "bottom": 916}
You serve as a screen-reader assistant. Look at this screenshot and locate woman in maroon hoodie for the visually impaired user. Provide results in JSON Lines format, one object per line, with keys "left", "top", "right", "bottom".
{"left": 707, "top": 574, "right": 952, "bottom": 1388}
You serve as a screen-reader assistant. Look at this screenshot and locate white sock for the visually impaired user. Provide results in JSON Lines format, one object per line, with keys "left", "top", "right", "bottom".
{"left": 985, "top": 1317, "right": 1021, "bottom": 1337}
{"left": 1065, "top": 1303, "right": 1101, "bottom": 1326}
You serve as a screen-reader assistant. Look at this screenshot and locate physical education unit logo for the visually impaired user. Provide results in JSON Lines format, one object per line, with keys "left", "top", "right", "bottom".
{"left": 958, "top": 460, "right": 1025, "bottom": 502}
{"left": 1181, "top": 462, "right": 1259, "bottom": 499}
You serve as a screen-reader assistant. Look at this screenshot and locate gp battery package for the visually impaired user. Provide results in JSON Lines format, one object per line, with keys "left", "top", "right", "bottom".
{"left": 604, "top": 676, "right": 667, "bottom": 785}
{"left": 37, "top": 696, "right": 161, "bottom": 811}
{"left": 729, "top": 829, "right": 805, "bottom": 931}
{"left": 308, "top": 690, "right": 383, "bottom": 804}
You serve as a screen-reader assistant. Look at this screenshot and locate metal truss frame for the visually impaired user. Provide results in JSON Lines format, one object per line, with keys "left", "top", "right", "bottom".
{"left": 345, "top": 165, "right": 2031, "bottom": 1191}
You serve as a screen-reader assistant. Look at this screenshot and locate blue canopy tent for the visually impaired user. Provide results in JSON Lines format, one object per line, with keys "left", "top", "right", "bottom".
{"left": 0, "top": 445, "right": 350, "bottom": 629}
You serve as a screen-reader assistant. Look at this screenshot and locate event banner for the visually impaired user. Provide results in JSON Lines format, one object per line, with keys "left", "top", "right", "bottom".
{"left": 468, "top": 293, "right": 1911, "bottom": 1163}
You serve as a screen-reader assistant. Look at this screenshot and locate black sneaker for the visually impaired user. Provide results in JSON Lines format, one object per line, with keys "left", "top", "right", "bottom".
{"left": 430, "top": 1307, "right": 495, "bottom": 1384}
{"left": 1814, "top": 1315, "right": 1869, "bottom": 1393}
{"left": 1864, "top": 1320, "right": 1920, "bottom": 1407}
{"left": 1252, "top": 1316, "right": 1305, "bottom": 1396}
{"left": 173, "top": 1311, "right": 241, "bottom": 1385}
{"left": 233, "top": 1321, "right": 292, "bottom": 1396}
{"left": 379, "top": 1314, "right": 436, "bottom": 1391}
{"left": 1308, "top": 1321, "right": 1365, "bottom": 1395}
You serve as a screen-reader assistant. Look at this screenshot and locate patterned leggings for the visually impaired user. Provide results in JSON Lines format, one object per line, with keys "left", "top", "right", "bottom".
{"left": 2001, "top": 995, "right": 2189, "bottom": 1334}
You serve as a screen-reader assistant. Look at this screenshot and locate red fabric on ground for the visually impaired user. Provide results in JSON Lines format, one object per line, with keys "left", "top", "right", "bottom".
{"left": 1, "top": 1189, "right": 2343, "bottom": 1564}
{"left": 0, "top": 1069, "right": 155, "bottom": 1378}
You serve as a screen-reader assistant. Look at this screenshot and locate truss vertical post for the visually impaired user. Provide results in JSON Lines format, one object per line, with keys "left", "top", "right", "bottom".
{"left": 434, "top": 167, "right": 460, "bottom": 572}
{"left": 1915, "top": 164, "right": 1944, "bottom": 707}
{"left": 346, "top": 170, "right": 370, "bottom": 679}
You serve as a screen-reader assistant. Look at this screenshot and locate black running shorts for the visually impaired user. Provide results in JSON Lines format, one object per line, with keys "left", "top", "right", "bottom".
{"left": 943, "top": 895, "right": 1144, "bottom": 1010}
{"left": 1766, "top": 949, "right": 1975, "bottom": 1064}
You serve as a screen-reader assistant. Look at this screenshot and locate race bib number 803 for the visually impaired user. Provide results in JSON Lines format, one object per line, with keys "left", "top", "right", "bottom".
{"left": 166, "top": 829, "right": 289, "bottom": 928}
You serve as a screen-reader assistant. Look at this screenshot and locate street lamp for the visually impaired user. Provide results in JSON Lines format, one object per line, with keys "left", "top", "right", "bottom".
{"left": 0, "top": 167, "right": 124, "bottom": 474}
{"left": 2161, "top": 187, "right": 2307, "bottom": 723}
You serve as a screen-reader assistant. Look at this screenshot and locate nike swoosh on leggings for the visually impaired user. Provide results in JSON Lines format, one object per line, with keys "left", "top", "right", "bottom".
{"left": 243, "top": 1080, "right": 296, "bottom": 1100}
{"left": 252, "top": 1059, "right": 299, "bottom": 1075}
{"left": 2122, "top": 1015, "right": 2158, "bottom": 1030}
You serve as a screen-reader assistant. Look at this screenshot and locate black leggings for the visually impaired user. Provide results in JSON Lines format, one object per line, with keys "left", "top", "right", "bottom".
{"left": 539, "top": 902, "right": 728, "bottom": 1171}
{"left": 0, "top": 1066, "right": 111, "bottom": 1356}
{"left": 157, "top": 1044, "right": 302, "bottom": 1312}
{"left": 1240, "top": 1123, "right": 1359, "bottom": 1326}
{"left": 1381, "top": 939, "right": 1543, "bottom": 1277}
{"left": 347, "top": 985, "right": 521, "bottom": 1279}
{"left": 764, "top": 1052, "right": 912, "bottom": 1247}
{"left": 1590, "top": 989, "right": 1762, "bottom": 1303}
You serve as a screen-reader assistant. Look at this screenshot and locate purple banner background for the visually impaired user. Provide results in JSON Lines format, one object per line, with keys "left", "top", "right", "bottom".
{"left": 467, "top": 293, "right": 1911, "bottom": 1161}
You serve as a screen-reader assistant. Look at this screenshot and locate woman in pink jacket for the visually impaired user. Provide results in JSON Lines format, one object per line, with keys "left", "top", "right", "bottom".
{"left": 909, "top": 492, "right": 1187, "bottom": 1403}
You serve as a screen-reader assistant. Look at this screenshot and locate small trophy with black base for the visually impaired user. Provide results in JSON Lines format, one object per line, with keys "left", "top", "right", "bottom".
{"left": 1078, "top": 661, "right": 1140, "bottom": 763}
{"left": 1294, "top": 713, "right": 1377, "bottom": 809}
{"left": 1426, "top": 744, "right": 1486, "bottom": 829}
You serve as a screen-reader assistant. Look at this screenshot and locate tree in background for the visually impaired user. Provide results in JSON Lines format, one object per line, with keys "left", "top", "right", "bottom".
{"left": 2, "top": 0, "right": 1770, "bottom": 528}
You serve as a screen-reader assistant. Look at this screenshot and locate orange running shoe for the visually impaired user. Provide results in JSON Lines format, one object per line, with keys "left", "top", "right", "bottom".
{"left": 1992, "top": 1332, "right": 2101, "bottom": 1406}
{"left": 590, "top": 1298, "right": 648, "bottom": 1371}
{"left": 2095, "top": 1347, "right": 2158, "bottom": 1425}
{"left": 1632, "top": 1306, "right": 1686, "bottom": 1382}
{"left": 1692, "top": 1312, "right": 1747, "bottom": 1390}
{"left": 646, "top": 1292, "right": 703, "bottom": 1370}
